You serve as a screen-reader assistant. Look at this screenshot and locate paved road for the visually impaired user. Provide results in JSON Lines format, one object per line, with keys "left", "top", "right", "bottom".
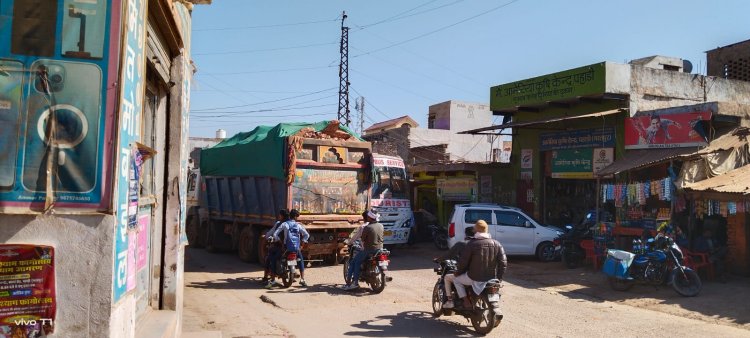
{"left": 182, "top": 243, "right": 750, "bottom": 337}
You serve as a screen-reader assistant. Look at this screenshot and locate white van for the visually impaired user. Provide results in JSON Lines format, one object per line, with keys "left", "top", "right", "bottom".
{"left": 447, "top": 203, "right": 563, "bottom": 261}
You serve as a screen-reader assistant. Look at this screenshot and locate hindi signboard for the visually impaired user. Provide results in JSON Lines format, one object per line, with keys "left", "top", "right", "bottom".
{"left": 550, "top": 148, "right": 593, "bottom": 179}
{"left": 491, "top": 63, "right": 606, "bottom": 109}
{"left": 540, "top": 127, "right": 615, "bottom": 151}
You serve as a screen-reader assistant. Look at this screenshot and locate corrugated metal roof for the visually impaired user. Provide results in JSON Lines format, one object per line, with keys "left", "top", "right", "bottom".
{"left": 685, "top": 165, "right": 750, "bottom": 195}
{"left": 596, "top": 148, "right": 697, "bottom": 176}
{"left": 685, "top": 127, "right": 749, "bottom": 157}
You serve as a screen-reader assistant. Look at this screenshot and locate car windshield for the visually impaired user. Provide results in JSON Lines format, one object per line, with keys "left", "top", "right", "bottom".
{"left": 372, "top": 166, "right": 408, "bottom": 199}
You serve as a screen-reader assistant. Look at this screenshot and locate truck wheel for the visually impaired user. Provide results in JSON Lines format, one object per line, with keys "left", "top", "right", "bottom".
{"left": 205, "top": 221, "right": 217, "bottom": 253}
{"left": 238, "top": 226, "right": 259, "bottom": 263}
{"left": 186, "top": 216, "right": 203, "bottom": 248}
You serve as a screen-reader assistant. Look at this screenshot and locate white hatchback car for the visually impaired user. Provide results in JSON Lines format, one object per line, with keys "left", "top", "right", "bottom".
{"left": 447, "top": 203, "right": 563, "bottom": 261}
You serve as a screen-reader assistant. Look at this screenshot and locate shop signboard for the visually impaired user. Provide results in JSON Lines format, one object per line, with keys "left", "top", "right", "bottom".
{"left": 490, "top": 63, "right": 606, "bottom": 109}
{"left": 0, "top": 0, "right": 121, "bottom": 211}
{"left": 0, "top": 244, "right": 56, "bottom": 335}
{"left": 437, "top": 177, "right": 476, "bottom": 202}
{"left": 625, "top": 111, "right": 711, "bottom": 149}
{"left": 550, "top": 148, "right": 593, "bottom": 179}
{"left": 540, "top": 127, "right": 615, "bottom": 151}
{"left": 592, "top": 148, "right": 614, "bottom": 175}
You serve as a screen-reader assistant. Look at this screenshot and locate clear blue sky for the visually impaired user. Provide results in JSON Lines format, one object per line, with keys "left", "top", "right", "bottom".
{"left": 188, "top": 0, "right": 750, "bottom": 138}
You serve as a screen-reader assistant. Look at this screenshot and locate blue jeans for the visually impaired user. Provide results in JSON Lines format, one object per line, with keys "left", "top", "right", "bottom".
{"left": 295, "top": 249, "right": 305, "bottom": 272}
{"left": 265, "top": 246, "right": 281, "bottom": 276}
{"left": 351, "top": 249, "right": 375, "bottom": 283}
{"left": 346, "top": 247, "right": 362, "bottom": 281}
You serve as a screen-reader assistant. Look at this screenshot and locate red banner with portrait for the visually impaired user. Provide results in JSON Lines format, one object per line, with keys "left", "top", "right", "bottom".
{"left": 625, "top": 111, "right": 711, "bottom": 149}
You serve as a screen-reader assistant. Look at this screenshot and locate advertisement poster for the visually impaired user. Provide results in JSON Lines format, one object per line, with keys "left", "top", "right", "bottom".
{"left": 625, "top": 111, "right": 711, "bottom": 149}
{"left": 551, "top": 148, "right": 593, "bottom": 179}
{"left": 137, "top": 214, "right": 150, "bottom": 270}
{"left": 521, "top": 149, "right": 533, "bottom": 169}
{"left": 592, "top": 148, "right": 614, "bottom": 175}
{"left": 437, "top": 177, "right": 476, "bottom": 202}
{"left": 0, "top": 245, "right": 56, "bottom": 335}
{"left": 0, "top": 0, "right": 119, "bottom": 211}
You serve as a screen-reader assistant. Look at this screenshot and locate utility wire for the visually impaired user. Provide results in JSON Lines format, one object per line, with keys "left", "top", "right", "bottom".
{"left": 194, "top": 42, "right": 337, "bottom": 56}
{"left": 355, "top": 0, "right": 442, "bottom": 30}
{"left": 355, "top": 0, "right": 466, "bottom": 31}
{"left": 191, "top": 110, "right": 336, "bottom": 121}
{"left": 191, "top": 94, "right": 337, "bottom": 117}
{"left": 201, "top": 65, "right": 335, "bottom": 76}
{"left": 352, "top": 69, "right": 436, "bottom": 102}
{"left": 193, "top": 18, "right": 339, "bottom": 32}
{"left": 353, "top": 0, "right": 521, "bottom": 58}
{"left": 191, "top": 87, "right": 337, "bottom": 112}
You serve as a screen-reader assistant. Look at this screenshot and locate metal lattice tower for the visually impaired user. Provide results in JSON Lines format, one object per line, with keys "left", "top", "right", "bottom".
{"left": 337, "top": 11, "right": 351, "bottom": 126}
{"left": 354, "top": 96, "right": 365, "bottom": 135}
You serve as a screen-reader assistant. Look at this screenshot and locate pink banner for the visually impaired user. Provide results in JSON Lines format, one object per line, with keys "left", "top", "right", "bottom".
{"left": 126, "top": 232, "right": 137, "bottom": 291}
{"left": 137, "top": 215, "right": 150, "bottom": 270}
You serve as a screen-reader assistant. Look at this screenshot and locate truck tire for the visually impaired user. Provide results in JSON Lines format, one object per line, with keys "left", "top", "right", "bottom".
{"left": 205, "top": 221, "right": 217, "bottom": 253}
{"left": 186, "top": 216, "right": 203, "bottom": 248}
{"left": 238, "top": 226, "right": 259, "bottom": 263}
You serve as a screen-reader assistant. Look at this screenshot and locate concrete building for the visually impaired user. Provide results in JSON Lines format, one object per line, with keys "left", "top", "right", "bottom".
{"left": 0, "top": 1, "right": 209, "bottom": 337}
{"left": 364, "top": 100, "right": 511, "bottom": 165}
{"left": 362, "top": 115, "right": 419, "bottom": 136}
{"left": 707, "top": 39, "right": 750, "bottom": 82}
{"left": 462, "top": 55, "right": 750, "bottom": 226}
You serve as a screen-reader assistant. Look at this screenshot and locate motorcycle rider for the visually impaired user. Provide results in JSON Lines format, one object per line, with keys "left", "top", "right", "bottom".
{"left": 262, "top": 209, "right": 289, "bottom": 288}
{"left": 273, "top": 209, "right": 310, "bottom": 287}
{"left": 443, "top": 220, "right": 507, "bottom": 309}
{"left": 435, "top": 226, "right": 475, "bottom": 262}
{"left": 344, "top": 209, "right": 383, "bottom": 291}
{"left": 344, "top": 210, "right": 371, "bottom": 284}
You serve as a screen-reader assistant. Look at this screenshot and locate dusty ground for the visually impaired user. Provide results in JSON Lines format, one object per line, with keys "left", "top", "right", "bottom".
{"left": 182, "top": 243, "right": 750, "bottom": 337}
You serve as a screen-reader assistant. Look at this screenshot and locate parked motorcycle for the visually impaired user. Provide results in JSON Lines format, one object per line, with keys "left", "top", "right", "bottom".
{"left": 342, "top": 247, "right": 391, "bottom": 293}
{"left": 430, "top": 224, "right": 449, "bottom": 251}
{"left": 553, "top": 210, "right": 611, "bottom": 269}
{"left": 604, "top": 234, "right": 702, "bottom": 297}
{"left": 431, "top": 259, "right": 503, "bottom": 335}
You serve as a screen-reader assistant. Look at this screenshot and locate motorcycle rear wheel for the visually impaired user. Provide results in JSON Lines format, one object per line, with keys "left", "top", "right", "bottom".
{"left": 431, "top": 282, "right": 444, "bottom": 317}
{"left": 281, "top": 267, "right": 294, "bottom": 288}
{"left": 370, "top": 268, "right": 386, "bottom": 294}
{"left": 608, "top": 277, "right": 634, "bottom": 291}
{"left": 470, "top": 294, "right": 496, "bottom": 335}
{"left": 671, "top": 268, "right": 702, "bottom": 297}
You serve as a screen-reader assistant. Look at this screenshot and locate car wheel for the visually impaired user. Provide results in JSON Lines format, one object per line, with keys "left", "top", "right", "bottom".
{"left": 536, "top": 242, "right": 555, "bottom": 262}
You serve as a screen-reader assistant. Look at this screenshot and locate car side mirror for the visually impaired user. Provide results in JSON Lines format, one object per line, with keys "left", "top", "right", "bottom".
{"left": 524, "top": 221, "right": 532, "bottom": 228}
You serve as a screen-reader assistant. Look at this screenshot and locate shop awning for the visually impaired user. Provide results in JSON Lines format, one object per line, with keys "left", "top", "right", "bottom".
{"left": 458, "top": 109, "right": 626, "bottom": 135}
{"left": 684, "top": 165, "right": 750, "bottom": 195}
{"left": 595, "top": 148, "right": 697, "bottom": 176}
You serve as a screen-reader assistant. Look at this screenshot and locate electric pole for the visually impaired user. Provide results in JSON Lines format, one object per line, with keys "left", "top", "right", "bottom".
{"left": 337, "top": 11, "right": 351, "bottom": 126}
{"left": 354, "top": 96, "right": 365, "bottom": 135}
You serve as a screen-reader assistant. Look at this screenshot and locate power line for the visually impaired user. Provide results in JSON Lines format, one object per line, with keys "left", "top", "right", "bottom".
{"left": 190, "top": 103, "right": 337, "bottom": 119}
{"left": 191, "top": 93, "right": 337, "bottom": 115}
{"left": 193, "top": 18, "right": 339, "bottom": 32}
{"left": 191, "top": 87, "right": 337, "bottom": 112}
{"left": 352, "top": 69, "right": 437, "bottom": 102}
{"left": 191, "top": 110, "right": 336, "bottom": 121}
{"left": 355, "top": 0, "right": 443, "bottom": 30}
{"left": 193, "top": 42, "right": 337, "bottom": 56}
{"left": 353, "top": 0, "right": 521, "bottom": 58}
{"left": 201, "top": 65, "right": 335, "bottom": 76}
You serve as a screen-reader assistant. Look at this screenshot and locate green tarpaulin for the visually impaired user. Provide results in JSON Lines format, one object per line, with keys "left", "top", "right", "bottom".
{"left": 200, "top": 121, "right": 361, "bottom": 178}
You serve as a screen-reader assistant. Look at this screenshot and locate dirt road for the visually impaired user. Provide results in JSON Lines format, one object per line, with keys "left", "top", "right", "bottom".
{"left": 182, "top": 243, "right": 750, "bottom": 337}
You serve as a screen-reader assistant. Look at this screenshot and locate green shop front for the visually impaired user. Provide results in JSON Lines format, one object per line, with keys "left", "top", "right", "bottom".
{"left": 462, "top": 62, "right": 628, "bottom": 226}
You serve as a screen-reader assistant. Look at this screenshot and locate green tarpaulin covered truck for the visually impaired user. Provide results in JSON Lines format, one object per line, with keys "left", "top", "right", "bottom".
{"left": 186, "top": 121, "right": 372, "bottom": 264}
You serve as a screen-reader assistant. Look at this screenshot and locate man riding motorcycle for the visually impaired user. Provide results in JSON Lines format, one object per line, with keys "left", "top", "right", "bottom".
{"left": 262, "top": 209, "right": 289, "bottom": 288}
{"left": 443, "top": 220, "right": 507, "bottom": 309}
{"left": 344, "top": 209, "right": 383, "bottom": 291}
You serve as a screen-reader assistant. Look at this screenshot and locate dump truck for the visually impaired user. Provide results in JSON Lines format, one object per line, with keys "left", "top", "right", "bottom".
{"left": 186, "top": 121, "right": 371, "bottom": 264}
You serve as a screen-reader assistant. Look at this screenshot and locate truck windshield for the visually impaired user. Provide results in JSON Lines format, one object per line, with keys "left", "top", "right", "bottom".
{"left": 372, "top": 166, "right": 408, "bottom": 200}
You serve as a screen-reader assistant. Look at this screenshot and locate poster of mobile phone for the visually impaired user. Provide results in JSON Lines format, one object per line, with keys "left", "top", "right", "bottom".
{"left": 0, "top": 0, "right": 118, "bottom": 211}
